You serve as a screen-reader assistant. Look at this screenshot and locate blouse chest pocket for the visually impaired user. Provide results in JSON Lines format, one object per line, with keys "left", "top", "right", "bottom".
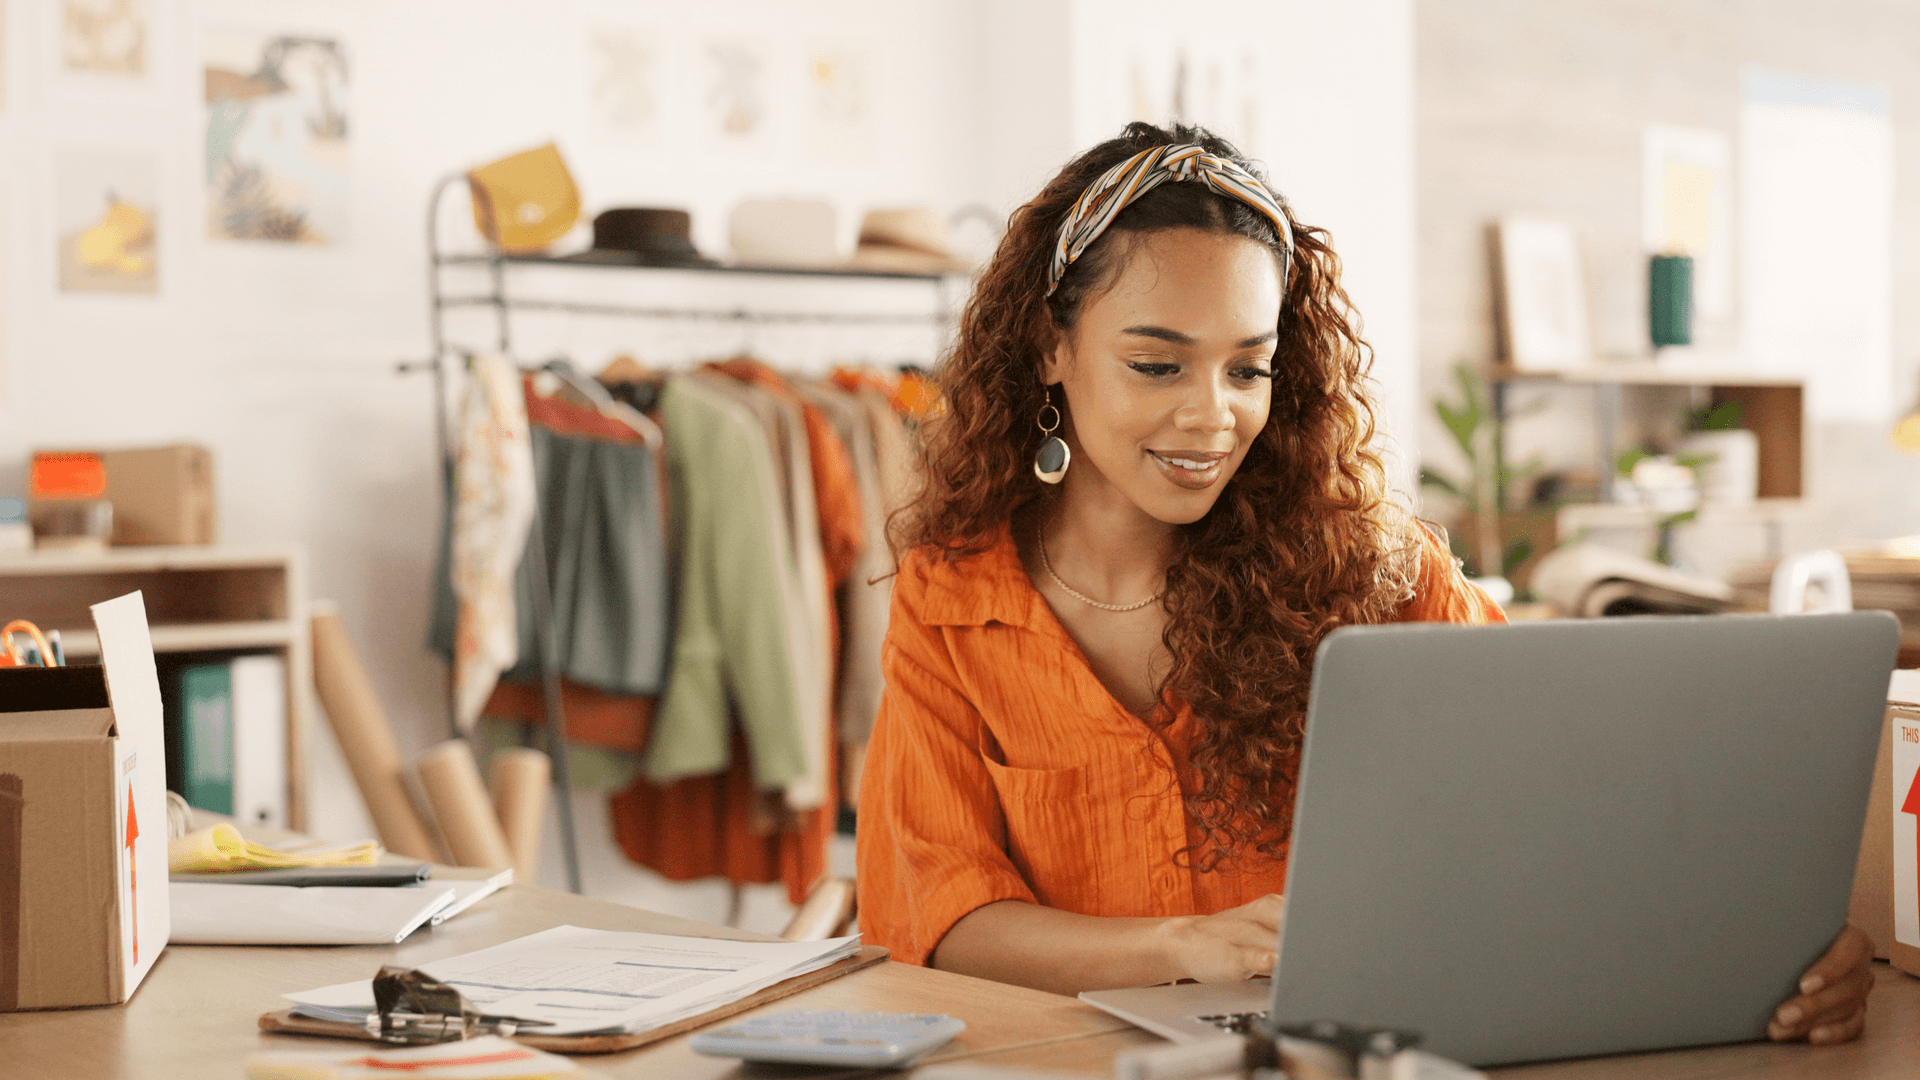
{"left": 980, "top": 757, "right": 1103, "bottom": 914}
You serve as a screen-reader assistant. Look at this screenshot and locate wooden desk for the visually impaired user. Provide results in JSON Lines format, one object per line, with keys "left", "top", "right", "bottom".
{"left": 4, "top": 879, "right": 1917, "bottom": 1079}
{"left": 0, "top": 882, "right": 1129, "bottom": 1079}
{"left": 956, "top": 965, "right": 1920, "bottom": 1080}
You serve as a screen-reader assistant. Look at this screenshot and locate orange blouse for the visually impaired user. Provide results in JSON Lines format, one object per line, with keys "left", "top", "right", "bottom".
{"left": 855, "top": 521, "right": 1506, "bottom": 966}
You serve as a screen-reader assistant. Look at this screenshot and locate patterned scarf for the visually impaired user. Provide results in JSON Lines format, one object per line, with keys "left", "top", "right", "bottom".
{"left": 1047, "top": 143, "right": 1294, "bottom": 296}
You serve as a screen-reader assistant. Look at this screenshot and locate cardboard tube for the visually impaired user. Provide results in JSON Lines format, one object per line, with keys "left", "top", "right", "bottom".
{"left": 489, "top": 748, "right": 550, "bottom": 884}
{"left": 418, "top": 740, "right": 514, "bottom": 869}
{"left": 309, "top": 605, "right": 439, "bottom": 860}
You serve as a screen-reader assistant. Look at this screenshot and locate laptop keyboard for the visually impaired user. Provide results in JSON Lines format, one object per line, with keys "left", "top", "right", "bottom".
{"left": 1198, "top": 1010, "right": 1269, "bottom": 1034}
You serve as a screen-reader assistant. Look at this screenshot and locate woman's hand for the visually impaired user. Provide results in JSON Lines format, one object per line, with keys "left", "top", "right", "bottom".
{"left": 1157, "top": 893, "right": 1286, "bottom": 983}
{"left": 933, "top": 895, "right": 1286, "bottom": 995}
{"left": 1767, "top": 924, "right": 1873, "bottom": 1045}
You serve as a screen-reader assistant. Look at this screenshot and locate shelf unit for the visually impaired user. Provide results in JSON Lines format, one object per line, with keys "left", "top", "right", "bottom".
{"left": 1490, "top": 364, "right": 1806, "bottom": 502}
{"left": 1483, "top": 364, "right": 1808, "bottom": 581}
{"left": 414, "top": 173, "right": 968, "bottom": 894}
{"left": 0, "top": 545, "right": 311, "bottom": 830}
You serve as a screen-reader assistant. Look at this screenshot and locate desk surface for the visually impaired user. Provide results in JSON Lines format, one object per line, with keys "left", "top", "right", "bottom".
{"left": 3, "top": 882, "right": 1917, "bottom": 1079}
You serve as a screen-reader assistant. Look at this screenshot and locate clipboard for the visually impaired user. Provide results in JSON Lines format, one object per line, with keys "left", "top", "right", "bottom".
{"left": 257, "top": 945, "right": 889, "bottom": 1055}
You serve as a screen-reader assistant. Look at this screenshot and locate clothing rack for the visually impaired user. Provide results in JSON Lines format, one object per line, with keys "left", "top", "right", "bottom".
{"left": 403, "top": 172, "right": 964, "bottom": 897}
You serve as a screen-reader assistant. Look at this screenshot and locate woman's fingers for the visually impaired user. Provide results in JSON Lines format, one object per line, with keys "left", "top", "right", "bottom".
{"left": 1807, "top": 1006, "right": 1867, "bottom": 1046}
{"left": 1241, "top": 946, "right": 1277, "bottom": 978}
{"left": 1226, "top": 893, "right": 1286, "bottom": 931}
{"left": 1766, "top": 924, "right": 1874, "bottom": 1043}
{"left": 1766, "top": 922, "right": 1873, "bottom": 1037}
{"left": 1769, "top": 964, "right": 1873, "bottom": 1040}
{"left": 1801, "top": 925, "right": 1875, "bottom": 991}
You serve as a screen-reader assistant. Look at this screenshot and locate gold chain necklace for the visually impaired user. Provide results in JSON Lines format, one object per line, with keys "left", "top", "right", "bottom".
{"left": 1037, "top": 529, "right": 1163, "bottom": 613}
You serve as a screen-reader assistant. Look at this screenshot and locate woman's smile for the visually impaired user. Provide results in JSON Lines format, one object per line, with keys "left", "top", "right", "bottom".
{"left": 1147, "top": 448, "right": 1229, "bottom": 489}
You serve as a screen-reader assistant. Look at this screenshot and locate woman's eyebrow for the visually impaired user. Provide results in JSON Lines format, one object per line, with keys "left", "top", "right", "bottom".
{"left": 1119, "top": 325, "right": 1195, "bottom": 345}
{"left": 1119, "top": 325, "right": 1278, "bottom": 349}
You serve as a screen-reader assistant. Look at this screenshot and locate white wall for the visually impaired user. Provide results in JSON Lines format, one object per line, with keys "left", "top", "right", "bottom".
{"left": 0, "top": 0, "right": 1418, "bottom": 917}
{"left": 1064, "top": 0, "right": 1421, "bottom": 490}
{"left": 0, "top": 0, "right": 988, "bottom": 858}
{"left": 1417, "top": 1, "right": 1920, "bottom": 566}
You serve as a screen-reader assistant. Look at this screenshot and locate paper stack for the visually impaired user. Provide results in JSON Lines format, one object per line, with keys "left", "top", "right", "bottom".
{"left": 285, "top": 926, "right": 862, "bottom": 1036}
{"left": 170, "top": 882, "right": 458, "bottom": 945}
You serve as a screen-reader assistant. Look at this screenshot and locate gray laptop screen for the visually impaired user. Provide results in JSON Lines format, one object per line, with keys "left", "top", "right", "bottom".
{"left": 1270, "top": 612, "right": 1895, "bottom": 1066}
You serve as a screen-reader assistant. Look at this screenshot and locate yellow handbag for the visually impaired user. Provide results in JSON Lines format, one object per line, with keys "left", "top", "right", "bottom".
{"left": 467, "top": 142, "right": 581, "bottom": 252}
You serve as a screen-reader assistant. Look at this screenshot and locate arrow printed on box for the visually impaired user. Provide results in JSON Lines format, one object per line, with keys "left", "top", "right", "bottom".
{"left": 124, "top": 785, "right": 138, "bottom": 965}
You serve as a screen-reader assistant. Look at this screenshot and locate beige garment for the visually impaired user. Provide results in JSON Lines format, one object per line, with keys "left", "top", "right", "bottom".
{"left": 451, "top": 353, "right": 537, "bottom": 730}
{"left": 858, "top": 386, "right": 919, "bottom": 527}
{"left": 793, "top": 380, "right": 890, "bottom": 750}
{"left": 686, "top": 371, "right": 832, "bottom": 811}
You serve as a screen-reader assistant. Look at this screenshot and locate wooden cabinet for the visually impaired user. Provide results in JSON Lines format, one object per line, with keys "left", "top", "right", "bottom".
{"left": 0, "top": 546, "right": 310, "bottom": 830}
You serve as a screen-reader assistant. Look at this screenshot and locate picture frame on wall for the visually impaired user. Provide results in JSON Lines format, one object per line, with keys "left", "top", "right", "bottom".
{"left": 1492, "top": 216, "right": 1593, "bottom": 372}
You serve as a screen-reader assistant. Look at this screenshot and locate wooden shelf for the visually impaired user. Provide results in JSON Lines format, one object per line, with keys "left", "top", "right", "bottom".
{"left": 0, "top": 545, "right": 310, "bottom": 830}
{"left": 1489, "top": 368, "right": 1806, "bottom": 502}
{"left": 1557, "top": 499, "right": 1807, "bottom": 528}
{"left": 0, "top": 544, "right": 300, "bottom": 575}
{"left": 439, "top": 250, "right": 961, "bottom": 282}
{"left": 54, "top": 620, "right": 297, "bottom": 657}
{"left": 1491, "top": 363, "right": 1803, "bottom": 387}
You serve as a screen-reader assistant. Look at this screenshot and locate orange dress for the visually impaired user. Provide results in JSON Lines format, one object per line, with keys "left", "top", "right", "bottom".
{"left": 855, "top": 521, "right": 1506, "bottom": 966}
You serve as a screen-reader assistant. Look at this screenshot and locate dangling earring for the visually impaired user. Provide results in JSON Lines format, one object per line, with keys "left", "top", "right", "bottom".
{"left": 1033, "top": 387, "right": 1070, "bottom": 484}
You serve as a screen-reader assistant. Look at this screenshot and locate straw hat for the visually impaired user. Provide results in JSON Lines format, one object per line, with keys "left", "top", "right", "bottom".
{"left": 848, "top": 207, "right": 971, "bottom": 273}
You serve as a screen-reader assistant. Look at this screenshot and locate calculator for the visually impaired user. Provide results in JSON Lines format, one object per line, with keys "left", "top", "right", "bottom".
{"left": 688, "top": 1009, "right": 967, "bottom": 1067}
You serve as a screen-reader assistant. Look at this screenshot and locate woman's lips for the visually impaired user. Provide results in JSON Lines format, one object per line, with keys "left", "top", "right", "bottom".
{"left": 1148, "top": 450, "right": 1227, "bottom": 490}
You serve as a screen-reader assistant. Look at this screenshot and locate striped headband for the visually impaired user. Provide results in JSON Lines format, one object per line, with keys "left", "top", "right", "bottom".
{"left": 1047, "top": 143, "right": 1294, "bottom": 296}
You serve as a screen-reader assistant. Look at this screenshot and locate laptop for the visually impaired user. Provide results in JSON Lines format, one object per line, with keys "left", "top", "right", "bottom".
{"left": 1082, "top": 612, "right": 1896, "bottom": 1066}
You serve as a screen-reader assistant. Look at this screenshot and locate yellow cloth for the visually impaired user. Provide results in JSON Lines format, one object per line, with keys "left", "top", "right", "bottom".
{"left": 167, "top": 824, "right": 381, "bottom": 874}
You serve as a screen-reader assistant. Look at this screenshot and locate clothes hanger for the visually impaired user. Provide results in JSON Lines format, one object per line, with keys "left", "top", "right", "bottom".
{"left": 597, "top": 355, "right": 664, "bottom": 414}
{"left": 596, "top": 354, "right": 656, "bottom": 386}
{"left": 535, "top": 358, "right": 665, "bottom": 451}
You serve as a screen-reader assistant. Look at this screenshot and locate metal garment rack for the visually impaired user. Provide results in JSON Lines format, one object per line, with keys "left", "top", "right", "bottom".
{"left": 404, "top": 173, "right": 961, "bottom": 895}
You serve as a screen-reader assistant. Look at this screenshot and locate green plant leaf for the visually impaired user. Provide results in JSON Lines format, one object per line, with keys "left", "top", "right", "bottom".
{"left": 1418, "top": 468, "right": 1466, "bottom": 498}
{"left": 1502, "top": 536, "right": 1535, "bottom": 578}
{"left": 1690, "top": 401, "right": 1744, "bottom": 431}
{"left": 1435, "top": 401, "right": 1477, "bottom": 457}
{"left": 1432, "top": 362, "right": 1485, "bottom": 457}
{"left": 1615, "top": 447, "right": 1654, "bottom": 477}
{"left": 1454, "top": 362, "right": 1488, "bottom": 415}
{"left": 1448, "top": 534, "right": 1476, "bottom": 577}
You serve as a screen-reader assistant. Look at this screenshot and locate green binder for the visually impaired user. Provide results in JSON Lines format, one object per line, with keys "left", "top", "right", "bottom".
{"left": 179, "top": 664, "right": 234, "bottom": 815}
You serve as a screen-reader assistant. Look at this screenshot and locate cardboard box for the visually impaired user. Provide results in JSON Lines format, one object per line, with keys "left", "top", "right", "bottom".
{"left": 1894, "top": 702, "right": 1920, "bottom": 977}
{"left": 0, "top": 593, "right": 170, "bottom": 1010}
{"left": 1851, "top": 703, "right": 1904, "bottom": 961}
{"left": 29, "top": 445, "right": 216, "bottom": 546}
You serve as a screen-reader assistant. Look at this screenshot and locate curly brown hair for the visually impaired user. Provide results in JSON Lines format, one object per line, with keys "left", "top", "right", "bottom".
{"left": 896, "top": 122, "right": 1418, "bottom": 869}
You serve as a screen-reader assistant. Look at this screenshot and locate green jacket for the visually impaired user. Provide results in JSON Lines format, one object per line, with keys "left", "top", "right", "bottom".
{"left": 648, "top": 377, "right": 809, "bottom": 789}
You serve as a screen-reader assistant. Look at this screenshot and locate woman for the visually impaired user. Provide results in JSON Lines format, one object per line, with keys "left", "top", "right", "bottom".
{"left": 855, "top": 123, "right": 1871, "bottom": 1045}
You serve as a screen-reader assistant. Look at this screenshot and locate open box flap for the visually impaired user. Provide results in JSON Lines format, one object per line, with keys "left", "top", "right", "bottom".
{"left": 89, "top": 591, "right": 171, "bottom": 997}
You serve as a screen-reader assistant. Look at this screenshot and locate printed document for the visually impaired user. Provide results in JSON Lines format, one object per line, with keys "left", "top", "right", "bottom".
{"left": 285, "top": 925, "right": 861, "bottom": 1035}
